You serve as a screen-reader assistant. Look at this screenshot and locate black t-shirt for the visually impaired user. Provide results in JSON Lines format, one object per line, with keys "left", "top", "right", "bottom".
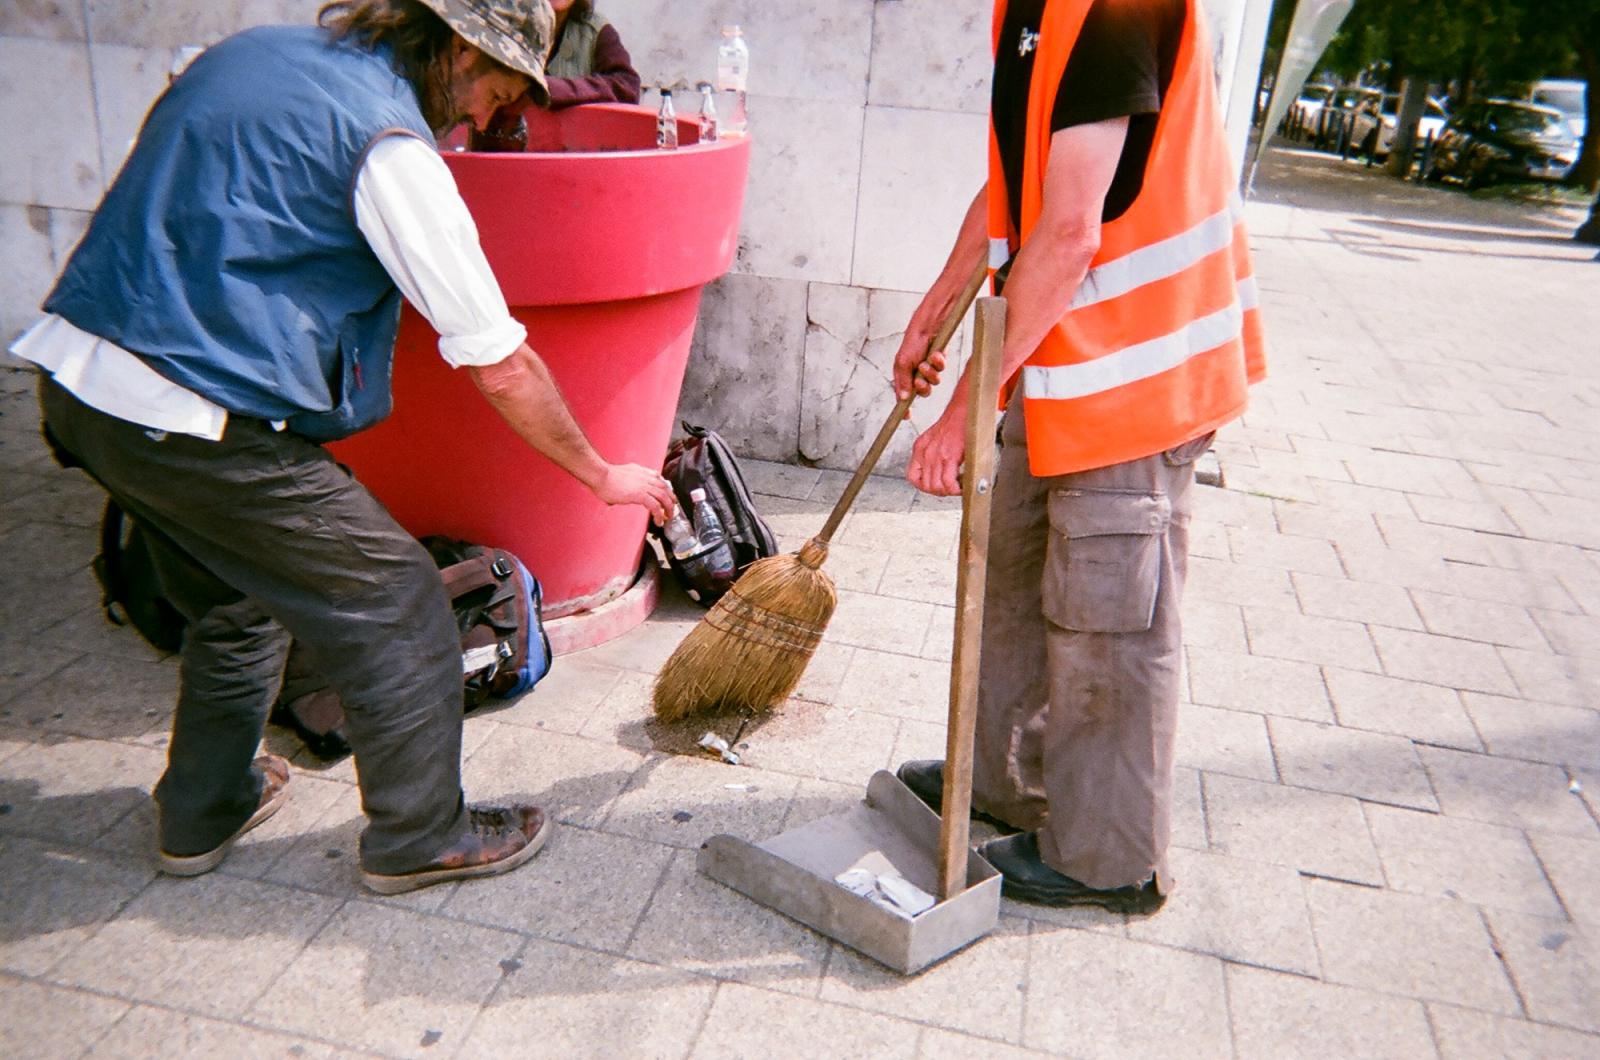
{"left": 991, "top": 0, "right": 1184, "bottom": 229}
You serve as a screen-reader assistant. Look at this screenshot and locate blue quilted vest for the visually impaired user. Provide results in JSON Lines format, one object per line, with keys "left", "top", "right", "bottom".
{"left": 44, "top": 26, "right": 434, "bottom": 441}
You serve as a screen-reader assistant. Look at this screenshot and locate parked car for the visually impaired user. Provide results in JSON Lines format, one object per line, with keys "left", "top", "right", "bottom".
{"left": 1314, "top": 86, "right": 1380, "bottom": 148}
{"left": 1425, "top": 100, "right": 1579, "bottom": 187}
{"left": 1349, "top": 92, "right": 1450, "bottom": 157}
{"left": 1288, "top": 83, "right": 1334, "bottom": 130}
{"left": 1527, "top": 78, "right": 1587, "bottom": 140}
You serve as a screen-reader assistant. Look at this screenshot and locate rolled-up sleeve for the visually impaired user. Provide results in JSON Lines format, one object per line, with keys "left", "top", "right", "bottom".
{"left": 352, "top": 134, "right": 526, "bottom": 368}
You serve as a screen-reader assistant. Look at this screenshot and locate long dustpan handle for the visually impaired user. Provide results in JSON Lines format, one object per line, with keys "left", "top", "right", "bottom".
{"left": 811, "top": 258, "right": 989, "bottom": 548}
{"left": 937, "top": 295, "right": 1006, "bottom": 900}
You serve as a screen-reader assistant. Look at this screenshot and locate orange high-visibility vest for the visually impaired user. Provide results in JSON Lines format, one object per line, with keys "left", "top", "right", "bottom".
{"left": 988, "top": 0, "right": 1266, "bottom": 476}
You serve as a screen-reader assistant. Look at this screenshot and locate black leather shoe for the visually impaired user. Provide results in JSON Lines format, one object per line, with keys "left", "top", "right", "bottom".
{"left": 895, "top": 760, "right": 1021, "bottom": 835}
{"left": 978, "top": 831, "right": 1165, "bottom": 914}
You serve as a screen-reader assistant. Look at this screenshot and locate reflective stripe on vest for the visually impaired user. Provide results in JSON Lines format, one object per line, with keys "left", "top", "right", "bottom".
{"left": 1023, "top": 294, "right": 1247, "bottom": 400}
{"left": 1071, "top": 194, "right": 1243, "bottom": 311}
{"left": 989, "top": 236, "right": 1011, "bottom": 269}
{"left": 1237, "top": 274, "right": 1259, "bottom": 311}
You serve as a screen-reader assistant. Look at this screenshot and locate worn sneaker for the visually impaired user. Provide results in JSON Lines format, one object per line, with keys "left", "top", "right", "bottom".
{"left": 158, "top": 754, "right": 292, "bottom": 876}
{"left": 895, "top": 760, "right": 1021, "bottom": 835}
{"left": 361, "top": 803, "right": 552, "bottom": 895}
{"left": 978, "top": 831, "right": 1165, "bottom": 914}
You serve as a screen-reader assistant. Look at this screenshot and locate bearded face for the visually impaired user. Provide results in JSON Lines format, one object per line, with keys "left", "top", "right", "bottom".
{"left": 419, "top": 42, "right": 530, "bottom": 135}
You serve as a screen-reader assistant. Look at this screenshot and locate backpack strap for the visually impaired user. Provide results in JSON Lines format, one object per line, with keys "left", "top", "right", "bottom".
{"left": 438, "top": 554, "right": 503, "bottom": 599}
{"left": 95, "top": 499, "right": 130, "bottom": 627}
{"left": 680, "top": 424, "right": 779, "bottom": 562}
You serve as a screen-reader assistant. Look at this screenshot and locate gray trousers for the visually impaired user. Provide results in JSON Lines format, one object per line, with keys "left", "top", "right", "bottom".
{"left": 972, "top": 390, "right": 1206, "bottom": 891}
{"left": 40, "top": 377, "right": 468, "bottom": 873}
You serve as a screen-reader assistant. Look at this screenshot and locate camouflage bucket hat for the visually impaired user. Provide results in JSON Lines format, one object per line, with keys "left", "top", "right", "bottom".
{"left": 418, "top": 0, "right": 555, "bottom": 105}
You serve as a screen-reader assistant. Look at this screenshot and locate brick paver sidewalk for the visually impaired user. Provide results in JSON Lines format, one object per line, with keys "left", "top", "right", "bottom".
{"left": 1, "top": 146, "right": 1597, "bottom": 1057}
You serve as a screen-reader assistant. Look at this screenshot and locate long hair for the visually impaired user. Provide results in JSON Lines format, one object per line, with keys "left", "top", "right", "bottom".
{"left": 318, "top": 0, "right": 460, "bottom": 131}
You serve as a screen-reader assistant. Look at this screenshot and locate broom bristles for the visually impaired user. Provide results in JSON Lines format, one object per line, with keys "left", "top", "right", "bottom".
{"left": 652, "top": 539, "right": 838, "bottom": 722}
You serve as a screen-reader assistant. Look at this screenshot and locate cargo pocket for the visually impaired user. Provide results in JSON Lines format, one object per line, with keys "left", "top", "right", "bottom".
{"left": 1043, "top": 488, "right": 1171, "bottom": 634}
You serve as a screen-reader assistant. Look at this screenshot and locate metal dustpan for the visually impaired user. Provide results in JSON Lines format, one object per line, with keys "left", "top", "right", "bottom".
{"left": 698, "top": 296, "right": 1009, "bottom": 976}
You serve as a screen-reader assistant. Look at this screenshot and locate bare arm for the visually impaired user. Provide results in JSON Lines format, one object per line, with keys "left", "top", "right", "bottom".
{"left": 469, "top": 343, "right": 675, "bottom": 524}
{"left": 906, "top": 117, "right": 1129, "bottom": 495}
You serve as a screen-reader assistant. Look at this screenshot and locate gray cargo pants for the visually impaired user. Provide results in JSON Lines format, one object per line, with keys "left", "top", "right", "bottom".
{"left": 40, "top": 376, "right": 468, "bottom": 874}
{"left": 971, "top": 389, "right": 1207, "bottom": 892}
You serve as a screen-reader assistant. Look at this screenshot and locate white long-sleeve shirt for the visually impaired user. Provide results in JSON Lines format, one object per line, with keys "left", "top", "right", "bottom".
{"left": 9, "top": 135, "right": 524, "bottom": 440}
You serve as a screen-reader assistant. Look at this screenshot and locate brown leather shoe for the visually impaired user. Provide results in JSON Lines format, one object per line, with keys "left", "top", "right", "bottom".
{"left": 361, "top": 803, "right": 552, "bottom": 895}
{"left": 158, "top": 754, "right": 292, "bottom": 877}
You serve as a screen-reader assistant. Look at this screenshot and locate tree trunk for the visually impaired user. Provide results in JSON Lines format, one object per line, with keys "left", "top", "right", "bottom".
{"left": 1576, "top": 195, "right": 1600, "bottom": 246}
{"left": 1563, "top": 35, "right": 1599, "bottom": 193}
{"left": 1386, "top": 77, "right": 1430, "bottom": 177}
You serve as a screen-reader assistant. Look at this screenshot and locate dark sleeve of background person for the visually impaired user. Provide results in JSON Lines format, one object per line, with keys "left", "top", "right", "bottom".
{"left": 545, "top": 24, "right": 642, "bottom": 109}
{"left": 1052, "top": 0, "right": 1184, "bottom": 221}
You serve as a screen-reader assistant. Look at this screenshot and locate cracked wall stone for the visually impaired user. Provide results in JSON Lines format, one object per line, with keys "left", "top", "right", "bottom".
{"left": 800, "top": 282, "right": 972, "bottom": 474}
{"left": 678, "top": 274, "right": 807, "bottom": 463}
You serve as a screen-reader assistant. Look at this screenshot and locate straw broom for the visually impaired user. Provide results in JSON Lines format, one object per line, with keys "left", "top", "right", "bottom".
{"left": 652, "top": 260, "right": 989, "bottom": 722}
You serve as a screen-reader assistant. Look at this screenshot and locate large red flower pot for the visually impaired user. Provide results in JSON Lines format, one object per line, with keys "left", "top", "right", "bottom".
{"left": 331, "top": 105, "right": 749, "bottom": 651}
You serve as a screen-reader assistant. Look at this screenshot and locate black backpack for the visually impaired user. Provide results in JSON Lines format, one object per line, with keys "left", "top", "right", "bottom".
{"left": 272, "top": 535, "right": 553, "bottom": 760}
{"left": 90, "top": 501, "right": 551, "bottom": 761}
{"left": 654, "top": 423, "right": 779, "bottom": 604}
{"left": 94, "top": 500, "right": 186, "bottom": 655}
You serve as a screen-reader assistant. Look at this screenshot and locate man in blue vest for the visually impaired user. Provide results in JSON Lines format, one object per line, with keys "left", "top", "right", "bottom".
{"left": 12, "top": 0, "right": 675, "bottom": 895}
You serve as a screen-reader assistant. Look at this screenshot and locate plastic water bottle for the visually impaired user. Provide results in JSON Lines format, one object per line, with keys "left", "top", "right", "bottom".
{"left": 660, "top": 507, "right": 700, "bottom": 561}
{"left": 689, "top": 487, "right": 737, "bottom": 586}
{"left": 696, "top": 82, "right": 720, "bottom": 143}
{"left": 716, "top": 25, "right": 749, "bottom": 136}
{"left": 656, "top": 88, "right": 678, "bottom": 150}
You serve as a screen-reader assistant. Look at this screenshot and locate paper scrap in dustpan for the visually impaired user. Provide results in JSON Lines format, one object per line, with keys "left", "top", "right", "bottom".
{"left": 834, "top": 868, "right": 936, "bottom": 918}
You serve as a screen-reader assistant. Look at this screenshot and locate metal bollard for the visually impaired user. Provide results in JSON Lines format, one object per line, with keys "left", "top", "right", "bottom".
{"left": 1415, "top": 131, "right": 1436, "bottom": 181}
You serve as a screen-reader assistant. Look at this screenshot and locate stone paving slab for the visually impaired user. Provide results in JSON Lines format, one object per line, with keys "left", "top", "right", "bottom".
{"left": 1024, "top": 929, "right": 1231, "bottom": 1059}
{"left": 1202, "top": 772, "right": 1384, "bottom": 885}
{"left": 1427, "top": 1004, "right": 1600, "bottom": 1060}
{"left": 1226, "top": 963, "right": 1436, "bottom": 1060}
{"left": 3, "top": 144, "right": 1600, "bottom": 1058}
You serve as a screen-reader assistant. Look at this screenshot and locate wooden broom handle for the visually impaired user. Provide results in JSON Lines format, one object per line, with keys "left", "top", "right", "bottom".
{"left": 811, "top": 258, "right": 989, "bottom": 547}
{"left": 938, "top": 295, "right": 1006, "bottom": 900}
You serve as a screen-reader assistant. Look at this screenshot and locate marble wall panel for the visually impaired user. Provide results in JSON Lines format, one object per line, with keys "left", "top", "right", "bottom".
{"left": 86, "top": 0, "right": 319, "bottom": 50}
{"left": 47, "top": 207, "right": 92, "bottom": 267}
{"left": 799, "top": 282, "right": 971, "bottom": 474}
{"left": 851, "top": 105, "right": 989, "bottom": 294}
{"left": 0, "top": 0, "right": 86, "bottom": 42}
{"left": 732, "top": 93, "right": 864, "bottom": 286}
{"left": 866, "top": 0, "right": 991, "bottom": 115}
{"left": 89, "top": 45, "right": 170, "bottom": 183}
{"left": 677, "top": 273, "right": 808, "bottom": 463}
{"left": 602, "top": 0, "right": 872, "bottom": 104}
{"left": 1, "top": 205, "right": 55, "bottom": 349}
{"left": 0, "top": 38, "right": 101, "bottom": 211}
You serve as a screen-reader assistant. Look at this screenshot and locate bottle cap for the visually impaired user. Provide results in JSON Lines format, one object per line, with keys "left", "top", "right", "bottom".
{"left": 690, "top": 487, "right": 707, "bottom": 502}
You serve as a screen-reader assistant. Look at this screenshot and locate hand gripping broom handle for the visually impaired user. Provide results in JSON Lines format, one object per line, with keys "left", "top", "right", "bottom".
{"left": 809, "top": 258, "right": 990, "bottom": 549}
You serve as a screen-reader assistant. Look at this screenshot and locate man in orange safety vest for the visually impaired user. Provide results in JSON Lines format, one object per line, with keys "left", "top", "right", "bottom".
{"left": 893, "top": 0, "right": 1265, "bottom": 913}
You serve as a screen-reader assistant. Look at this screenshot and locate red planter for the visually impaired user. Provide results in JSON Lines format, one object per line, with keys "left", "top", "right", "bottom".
{"left": 332, "top": 105, "right": 749, "bottom": 647}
